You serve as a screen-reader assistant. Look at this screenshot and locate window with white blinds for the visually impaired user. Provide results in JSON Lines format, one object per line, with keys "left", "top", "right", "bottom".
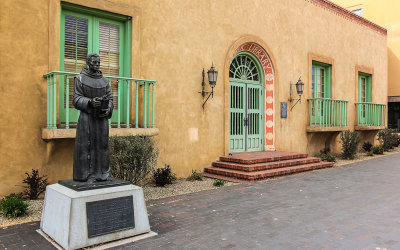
{"left": 64, "top": 15, "right": 89, "bottom": 109}
{"left": 99, "top": 22, "right": 120, "bottom": 109}
{"left": 99, "top": 22, "right": 120, "bottom": 76}
{"left": 64, "top": 15, "right": 88, "bottom": 73}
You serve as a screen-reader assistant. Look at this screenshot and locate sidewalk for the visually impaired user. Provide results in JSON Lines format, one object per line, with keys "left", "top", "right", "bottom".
{"left": 1, "top": 153, "right": 400, "bottom": 249}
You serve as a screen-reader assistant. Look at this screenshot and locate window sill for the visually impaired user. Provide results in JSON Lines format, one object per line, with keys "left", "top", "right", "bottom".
{"left": 42, "top": 128, "right": 159, "bottom": 140}
{"left": 306, "top": 126, "right": 349, "bottom": 133}
{"left": 354, "top": 125, "right": 386, "bottom": 131}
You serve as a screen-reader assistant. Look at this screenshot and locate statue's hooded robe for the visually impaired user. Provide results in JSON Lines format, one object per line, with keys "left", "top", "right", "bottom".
{"left": 73, "top": 67, "right": 113, "bottom": 181}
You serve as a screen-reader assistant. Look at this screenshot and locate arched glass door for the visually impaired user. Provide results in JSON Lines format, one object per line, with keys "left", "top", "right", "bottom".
{"left": 229, "top": 53, "right": 264, "bottom": 153}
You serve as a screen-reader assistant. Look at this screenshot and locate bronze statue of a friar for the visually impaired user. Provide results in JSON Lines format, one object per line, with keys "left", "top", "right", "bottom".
{"left": 72, "top": 53, "right": 113, "bottom": 182}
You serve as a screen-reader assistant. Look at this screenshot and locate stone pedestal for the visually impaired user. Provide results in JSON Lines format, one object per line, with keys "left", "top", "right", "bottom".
{"left": 40, "top": 183, "right": 150, "bottom": 250}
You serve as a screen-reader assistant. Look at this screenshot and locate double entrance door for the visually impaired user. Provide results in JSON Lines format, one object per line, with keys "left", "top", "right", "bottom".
{"left": 229, "top": 79, "right": 264, "bottom": 153}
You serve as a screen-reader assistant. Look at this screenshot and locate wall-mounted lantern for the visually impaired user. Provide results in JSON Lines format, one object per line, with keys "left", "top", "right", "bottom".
{"left": 200, "top": 63, "right": 218, "bottom": 109}
{"left": 289, "top": 77, "right": 304, "bottom": 111}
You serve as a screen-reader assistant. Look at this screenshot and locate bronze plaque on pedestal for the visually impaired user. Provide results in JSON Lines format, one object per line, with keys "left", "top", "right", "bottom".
{"left": 86, "top": 196, "right": 135, "bottom": 237}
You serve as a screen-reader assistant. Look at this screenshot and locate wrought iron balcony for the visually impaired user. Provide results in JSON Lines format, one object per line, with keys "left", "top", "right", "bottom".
{"left": 355, "top": 102, "right": 386, "bottom": 130}
{"left": 42, "top": 71, "right": 157, "bottom": 139}
{"left": 307, "top": 98, "right": 349, "bottom": 132}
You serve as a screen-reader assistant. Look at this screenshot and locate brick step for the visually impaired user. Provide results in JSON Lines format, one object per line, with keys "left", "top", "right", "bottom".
{"left": 220, "top": 151, "right": 308, "bottom": 164}
{"left": 204, "top": 162, "right": 334, "bottom": 181}
{"left": 212, "top": 157, "right": 321, "bottom": 172}
{"left": 202, "top": 172, "right": 250, "bottom": 183}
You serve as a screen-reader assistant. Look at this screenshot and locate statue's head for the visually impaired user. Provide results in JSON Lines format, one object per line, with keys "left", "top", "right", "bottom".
{"left": 86, "top": 53, "right": 101, "bottom": 71}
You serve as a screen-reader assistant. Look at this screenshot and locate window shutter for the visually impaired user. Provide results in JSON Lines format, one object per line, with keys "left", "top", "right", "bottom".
{"left": 99, "top": 22, "right": 120, "bottom": 109}
{"left": 64, "top": 15, "right": 88, "bottom": 109}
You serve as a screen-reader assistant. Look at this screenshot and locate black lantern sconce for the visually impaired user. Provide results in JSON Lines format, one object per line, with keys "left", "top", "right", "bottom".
{"left": 289, "top": 77, "right": 305, "bottom": 111}
{"left": 200, "top": 63, "right": 218, "bottom": 109}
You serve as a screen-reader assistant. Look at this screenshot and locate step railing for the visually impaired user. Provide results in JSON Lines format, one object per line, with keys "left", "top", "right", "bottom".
{"left": 43, "top": 71, "right": 156, "bottom": 129}
{"left": 307, "top": 98, "right": 348, "bottom": 127}
{"left": 355, "top": 102, "right": 386, "bottom": 127}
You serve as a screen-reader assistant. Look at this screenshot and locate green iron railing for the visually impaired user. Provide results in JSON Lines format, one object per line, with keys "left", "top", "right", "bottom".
{"left": 307, "top": 98, "right": 348, "bottom": 127}
{"left": 43, "top": 71, "right": 156, "bottom": 129}
{"left": 355, "top": 102, "right": 386, "bottom": 126}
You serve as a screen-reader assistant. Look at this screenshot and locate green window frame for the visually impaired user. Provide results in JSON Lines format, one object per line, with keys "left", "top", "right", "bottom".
{"left": 311, "top": 61, "right": 331, "bottom": 123}
{"left": 311, "top": 61, "right": 331, "bottom": 99}
{"left": 60, "top": 3, "right": 131, "bottom": 124}
{"left": 358, "top": 72, "right": 372, "bottom": 123}
{"left": 358, "top": 72, "right": 371, "bottom": 103}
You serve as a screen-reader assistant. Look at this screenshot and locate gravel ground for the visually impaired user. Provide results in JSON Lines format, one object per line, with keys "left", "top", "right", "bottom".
{"left": 0, "top": 177, "right": 236, "bottom": 227}
{"left": 335, "top": 146, "right": 400, "bottom": 166}
{"left": 142, "top": 177, "right": 237, "bottom": 201}
{"left": 1, "top": 148, "right": 399, "bottom": 228}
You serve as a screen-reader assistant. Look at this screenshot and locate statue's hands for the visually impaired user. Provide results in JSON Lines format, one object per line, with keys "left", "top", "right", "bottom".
{"left": 90, "top": 97, "right": 101, "bottom": 108}
{"left": 99, "top": 108, "right": 111, "bottom": 118}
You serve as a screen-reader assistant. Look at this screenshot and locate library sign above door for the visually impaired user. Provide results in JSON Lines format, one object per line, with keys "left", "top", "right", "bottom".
{"left": 234, "top": 42, "right": 275, "bottom": 150}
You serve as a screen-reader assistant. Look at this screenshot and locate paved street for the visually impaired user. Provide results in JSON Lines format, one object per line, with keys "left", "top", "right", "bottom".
{"left": 1, "top": 153, "right": 400, "bottom": 249}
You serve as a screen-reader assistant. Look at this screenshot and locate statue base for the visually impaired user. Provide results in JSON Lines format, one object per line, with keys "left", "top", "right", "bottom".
{"left": 58, "top": 178, "right": 131, "bottom": 191}
{"left": 40, "top": 183, "right": 151, "bottom": 250}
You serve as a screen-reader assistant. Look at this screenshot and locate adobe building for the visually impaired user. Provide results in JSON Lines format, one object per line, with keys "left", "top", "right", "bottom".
{"left": 331, "top": 0, "right": 400, "bottom": 130}
{"left": 0, "top": 0, "right": 388, "bottom": 195}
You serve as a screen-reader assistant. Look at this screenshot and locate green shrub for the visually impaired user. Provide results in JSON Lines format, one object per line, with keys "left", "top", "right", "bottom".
{"left": 23, "top": 169, "right": 49, "bottom": 200}
{"left": 213, "top": 179, "right": 225, "bottom": 187}
{"left": 378, "top": 129, "right": 398, "bottom": 151}
{"left": 1, "top": 196, "right": 29, "bottom": 218}
{"left": 372, "top": 146, "right": 384, "bottom": 155}
{"left": 153, "top": 165, "right": 176, "bottom": 187}
{"left": 317, "top": 152, "right": 336, "bottom": 162}
{"left": 109, "top": 136, "right": 159, "bottom": 185}
{"left": 366, "top": 151, "right": 374, "bottom": 156}
{"left": 340, "top": 130, "right": 360, "bottom": 159}
{"left": 362, "top": 141, "right": 373, "bottom": 152}
{"left": 187, "top": 170, "right": 203, "bottom": 181}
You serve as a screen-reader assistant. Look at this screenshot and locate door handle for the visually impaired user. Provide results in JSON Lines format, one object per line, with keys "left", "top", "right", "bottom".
{"left": 244, "top": 117, "right": 248, "bottom": 126}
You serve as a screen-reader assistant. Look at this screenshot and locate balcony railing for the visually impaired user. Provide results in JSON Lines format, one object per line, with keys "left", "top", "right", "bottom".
{"left": 307, "top": 98, "right": 348, "bottom": 128}
{"left": 355, "top": 102, "right": 386, "bottom": 127}
{"left": 43, "top": 71, "right": 156, "bottom": 129}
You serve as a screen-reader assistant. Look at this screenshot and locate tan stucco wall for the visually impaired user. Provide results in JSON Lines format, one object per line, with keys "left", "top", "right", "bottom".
{"left": 331, "top": 0, "right": 400, "bottom": 96}
{"left": 0, "top": 0, "right": 387, "bottom": 195}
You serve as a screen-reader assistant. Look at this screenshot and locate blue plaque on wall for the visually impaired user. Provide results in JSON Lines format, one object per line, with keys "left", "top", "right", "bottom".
{"left": 281, "top": 102, "right": 287, "bottom": 118}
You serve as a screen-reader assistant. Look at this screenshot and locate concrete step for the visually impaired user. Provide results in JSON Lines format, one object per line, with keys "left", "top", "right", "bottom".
{"left": 220, "top": 151, "right": 308, "bottom": 164}
{"left": 204, "top": 162, "right": 334, "bottom": 181}
{"left": 212, "top": 157, "right": 321, "bottom": 172}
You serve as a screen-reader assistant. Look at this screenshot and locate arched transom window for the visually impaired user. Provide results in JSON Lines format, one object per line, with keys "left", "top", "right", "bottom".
{"left": 229, "top": 54, "right": 259, "bottom": 81}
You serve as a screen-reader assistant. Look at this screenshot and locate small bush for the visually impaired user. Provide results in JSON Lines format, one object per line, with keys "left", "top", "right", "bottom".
{"left": 372, "top": 146, "right": 384, "bottom": 155}
{"left": 213, "top": 179, "right": 225, "bottom": 187}
{"left": 109, "top": 136, "right": 159, "bottom": 185}
{"left": 378, "top": 129, "right": 398, "bottom": 151}
{"left": 23, "top": 169, "right": 49, "bottom": 200}
{"left": 153, "top": 165, "right": 175, "bottom": 187}
{"left": 1, "top": 196, "right": 29, "bottom": 218}
{"left": 366, "top": 151, "right": 374, "bottom": 156}
{"left": 394, "top": 134, "right": 400, "bottom": 147}
{"left": 340, "top": 131, "right": 360, "bottom": 159}
{"left": 187, "top": 170, "right": 203, "bottom": 181}
{"left": 362, "top": 141, "right": 373, "bottom": 152}
{"left": 317, "top": 152, "right": 336, "bottom": 162}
